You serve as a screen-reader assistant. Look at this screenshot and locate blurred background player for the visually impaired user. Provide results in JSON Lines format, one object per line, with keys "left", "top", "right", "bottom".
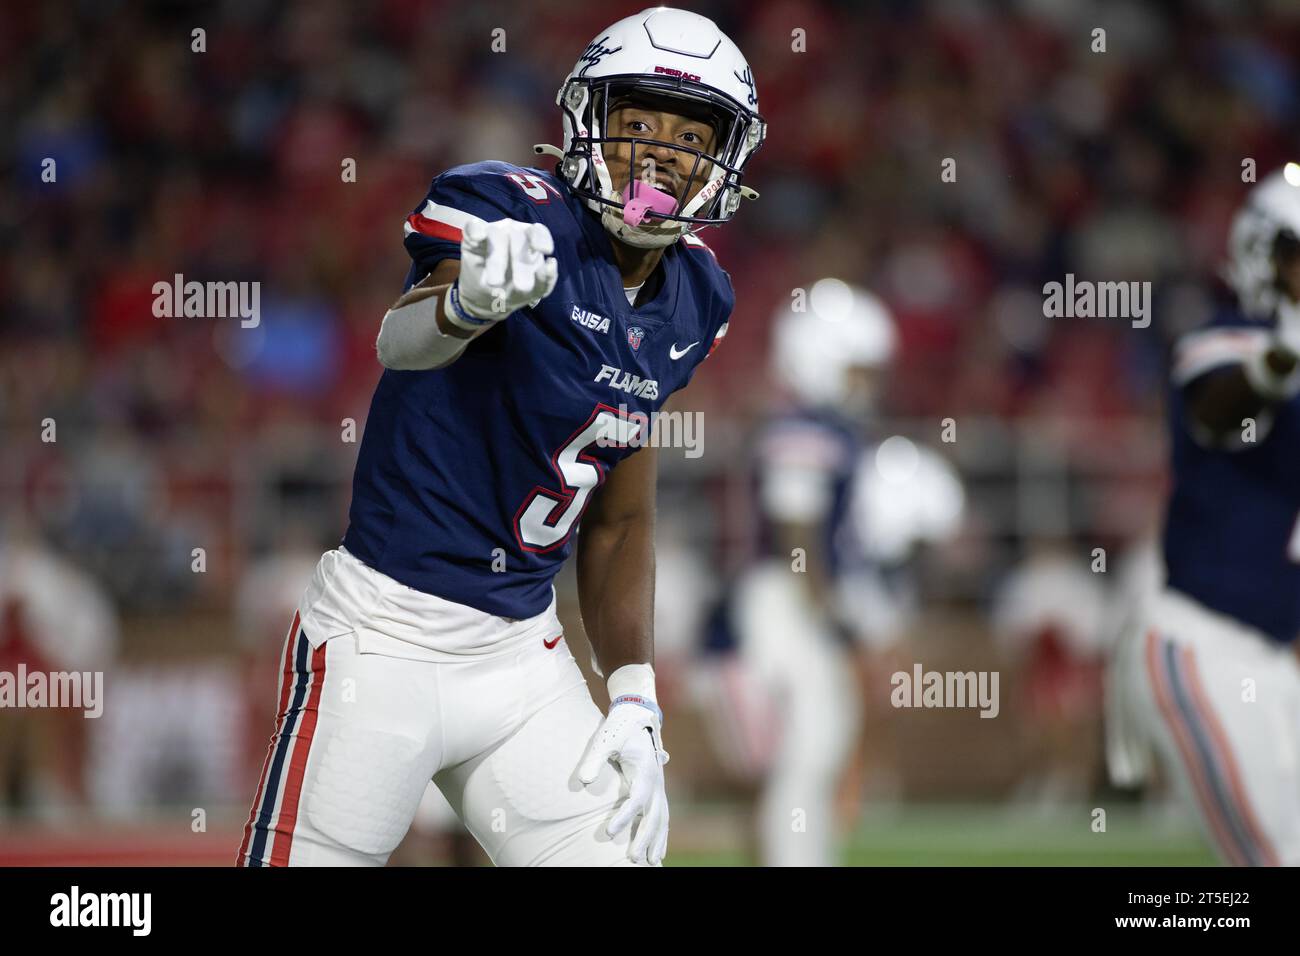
{"left": 992, "top": 539, "right": 1108, "bottom": 808}
{"left": 0, "top": 518, "right": 118, "bottom": 821}
{"left": 695, "top": 279, "right": 962, "bottom": 865}
{"left": 1107, "top": 167, "right": 1300, "bottom": 866}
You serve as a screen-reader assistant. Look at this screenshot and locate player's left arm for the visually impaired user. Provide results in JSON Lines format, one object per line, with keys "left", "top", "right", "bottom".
{"left": 574, "top": 445, "right": 669, "bottom": 865}
{"left": 577, "top": 445, "right": 657, "bottom": 676}
{"left": 377, "top": 219, "right": 557, "bottom": 371}
{"left": 1184, "top": 354, "right": 1297, "bottom": 439}
{"left": 1183, "top": 300, "right": 1300, "bottom": 441}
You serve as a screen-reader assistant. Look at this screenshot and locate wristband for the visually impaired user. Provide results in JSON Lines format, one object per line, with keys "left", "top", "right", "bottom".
{"left": 610, "top": 694, "right": 663, "bottom": 725}
{"left": 607, "top": 663, "right": 660, "bottom": 721}
{"left": 445, "top": 280, "right": 493, "bottom": 331}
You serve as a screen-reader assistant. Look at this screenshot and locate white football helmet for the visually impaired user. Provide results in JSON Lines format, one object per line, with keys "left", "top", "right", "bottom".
{"left": 772, "top": 278, "right": 898, "bottom": 409}
{"left": 535, "top": 6, "right": 765, "bottom": 248}
{"left": 1226, "top": 166, "right": 1300, "bottom": 317}
{"left": 851, "top": 437, "right": 965, "bottom": 565}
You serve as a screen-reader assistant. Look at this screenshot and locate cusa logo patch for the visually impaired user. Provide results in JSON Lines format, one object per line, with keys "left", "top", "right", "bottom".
{"left": 627, "top": 326, "right": 645, "bottom": 351}
{"left": 572, "top": 304, "right": 610, "bottom": 333}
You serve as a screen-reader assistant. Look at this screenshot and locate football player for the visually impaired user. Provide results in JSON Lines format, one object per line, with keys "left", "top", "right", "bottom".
{"left": 0, "top": 529, "right": 118, "bottom": 820}
{"left": 1107, "top": 167, "right": 1300, "bottom": 866}
{"left": 696, "top": 280, "right": 962, "bottom": 866}
{"left": 237, "top": 7, "right": 765, "bottom": 866}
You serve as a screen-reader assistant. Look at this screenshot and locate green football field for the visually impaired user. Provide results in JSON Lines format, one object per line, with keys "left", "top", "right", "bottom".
{"left": 667, "top": 804, "right": 1218, "bottom": 867}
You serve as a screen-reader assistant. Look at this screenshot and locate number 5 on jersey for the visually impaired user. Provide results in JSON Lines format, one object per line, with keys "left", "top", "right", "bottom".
{"left": 514, "top": 405, "right": 642, "bottom": 551}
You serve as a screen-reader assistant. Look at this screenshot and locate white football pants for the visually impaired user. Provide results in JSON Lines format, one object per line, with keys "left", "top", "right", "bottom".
{"left": 726, "top": 562, "right": 861, "bottom": 867}
{"left": 237, "top": 549, "right": 639, "bottom": 866}
{"left": 1107, "top": 587, "right": 1300, "bottom": 866}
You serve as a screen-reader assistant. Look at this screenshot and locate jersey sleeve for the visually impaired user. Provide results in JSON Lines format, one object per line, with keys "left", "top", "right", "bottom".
{"left": 1170, "top": 308, "right": 1271, "bottom": 387}
{"left": 676, "top": 233, "right": 735, "bottom": 366}
{"left": 704, "top": 273, "right": 735, "bottom": 360}
{"left": 1169, "top": 306, "right": 1281, "bottom": 450}
{"left": 400, "top": 164, "right": 542, "bottom": 293}
{"left": 706, "top": 319, "right": 730, "bottom": 358}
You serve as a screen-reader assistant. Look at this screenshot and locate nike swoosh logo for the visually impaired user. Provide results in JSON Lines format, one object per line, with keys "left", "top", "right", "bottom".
{"left": 543, "top": 635, "right": 562, "bottom": 649}
{"left": 669, "top": 342, "right": 699, "bottom": 360}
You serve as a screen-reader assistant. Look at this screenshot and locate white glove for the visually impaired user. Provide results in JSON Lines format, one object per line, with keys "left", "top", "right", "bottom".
{"left": 445, "top": 218, "right": 558, "bottom": 331}
{"left": 1274, "top": 297, "right": 1300, "bottom": 358}
{"left": 1245, "top": 298, "right": 1300, "bottom": 398}
{"left": 577, "top": 667, "right": 670, "bottom": 866}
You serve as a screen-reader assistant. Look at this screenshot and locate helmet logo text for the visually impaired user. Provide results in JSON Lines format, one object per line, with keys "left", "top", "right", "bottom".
{"left": 578, "top": 36, "right": 623, "bottom": 76}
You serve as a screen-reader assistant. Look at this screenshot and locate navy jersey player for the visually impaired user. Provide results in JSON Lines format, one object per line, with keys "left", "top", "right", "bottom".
{"left": 1108, "top": 168, "right": 1300, "bottom": 866}
{"left": 238, "top": 7, "right": 765, "bottom": 867}
{"left": 698, "top": 280, "right": 956, "bottom": 866}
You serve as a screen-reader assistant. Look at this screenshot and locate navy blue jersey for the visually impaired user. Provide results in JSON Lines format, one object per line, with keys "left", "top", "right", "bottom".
{"left": 1162, "top": 301, "right": 1300, "bottom": 643}
{"left": 698, "top": 407, "right": 866, "bottom": 655}
{"left": 752, "top": 408, "right": 865, "bottom": 579}
{"left": 342, "top": 161, "right": 733, "bottom": 619}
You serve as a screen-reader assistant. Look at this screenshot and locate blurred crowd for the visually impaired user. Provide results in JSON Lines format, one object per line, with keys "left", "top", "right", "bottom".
{"left": 2, "top": 0, "right": 1299, "bottom": 827}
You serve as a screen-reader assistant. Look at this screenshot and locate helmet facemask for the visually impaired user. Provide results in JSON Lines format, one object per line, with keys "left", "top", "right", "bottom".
{"left": 551, "top": 74, "right": 764, "bottom": 248}
{"left": 1271, "top": 228, "right": 1300, "bottom": 301}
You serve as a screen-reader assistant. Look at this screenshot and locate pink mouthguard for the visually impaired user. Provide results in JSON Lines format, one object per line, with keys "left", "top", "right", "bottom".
{"left": 621, "top": 180, "right": 678, "bottom": 228}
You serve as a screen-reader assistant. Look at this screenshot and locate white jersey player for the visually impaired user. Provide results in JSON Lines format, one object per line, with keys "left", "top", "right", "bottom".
{"left": 695, "top": 279, "right": 962, "bottom": 865}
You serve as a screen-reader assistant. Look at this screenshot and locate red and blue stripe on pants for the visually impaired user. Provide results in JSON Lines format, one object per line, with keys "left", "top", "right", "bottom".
{"left": 1145, "top": 629, "right": 1279, "bottom": 867}
{"left": 238, "top": 613, "right": 326, "bottom": 867}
